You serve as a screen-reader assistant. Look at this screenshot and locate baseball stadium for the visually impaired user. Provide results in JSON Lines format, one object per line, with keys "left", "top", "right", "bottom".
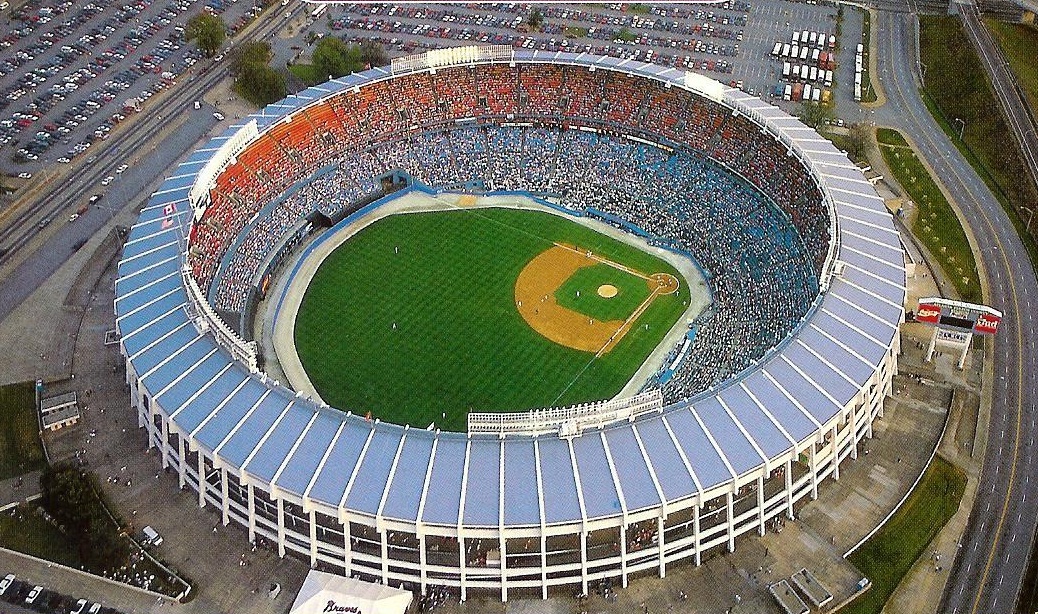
{"left": 114, "top": 47, "right": 905, "bottom": 601}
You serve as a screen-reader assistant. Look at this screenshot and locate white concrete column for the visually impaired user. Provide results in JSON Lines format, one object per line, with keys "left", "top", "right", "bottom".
{"left": 726, "top": 491, "right": 735, "bottom": 552}
{"left": 693, "top": 503, "right": 702, "bottom": 566}
{"left": 620, "top": 524, "right": 628, "bottom": 588}
{"left": 247, "top": 483, "right": 256, "bottom": 543}
{"left": 851, "top": 404, "right": 859, "bottom": 458}
{"left": 459, "top": 534, "right": 467, "bottom": 602}
{"left": 499, "top": 535, "right": 508, "bottom": 602}
{"left": 809, "top": 443, "right": 819, "bottom": 500}
{"left": 657, "top": 516, "right": 666, "bottom": 578}
{"left": 177, "top": 437, "right": 186, "bottom": 489}
{"left": 343, "top": 521, "right": 353, "bottom": 576}
{"left": 419, "top": 533, "right": 428, "bottom": 594}
{"left": 309, "top": 510, "right": 318, "bottom": 567}
{"left": 197, "top": 454, "right": 206, "bottom": 508}
{"left": 784, "top": 458, "right": 794, "bottom": 519}
{"left": 220, "top": 468, "right": 229, "bottom": 525}
{"left": 380, "top": 529, "right": 389, "bottom": 584}
{"left": 580, "top": 531, "right": 589, "bottom": 596}
{"left": 276, "top": 498, "right": 286, "bottom": 557}
{"left": 540, "top": 533, "right": 548, "bottom": 600}
{"left": 831, "top": 426, "right": 840, "bottom": 481}
{"left": 757, "top": 474, "right": 766, "bottom": 537}
{"left": 160, "top": 417, "right": 169, "bottom": 468}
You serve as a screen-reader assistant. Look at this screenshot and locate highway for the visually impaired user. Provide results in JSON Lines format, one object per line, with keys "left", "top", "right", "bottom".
{"left": 0, "top": 3, "right": 307, "bottom": 322}
{"left": 960, "top": 2, "right": 1038, "bottom": 219}
{"left": 872, "top": 11, "right": 1038, "bottom": 614}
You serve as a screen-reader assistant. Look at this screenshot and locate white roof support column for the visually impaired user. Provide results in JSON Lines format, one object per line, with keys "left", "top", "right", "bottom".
{"left": 380, "top": 530, "right": 389, "bottom": 585}
{"left": 831, "top": 425, "right": 840, "bottom": 481}
{"left": 343, "top": 519, "right": 353, "bottom": 577}
{"left": 809, "top": 442, "right": 819, "bottom": 500}
{"left": 247, "top": 482, "right": 257, "bottom": 542}
{"left": 657, "top": 516, "right": 666, "bottom": 578}
{"left": 458, "top": 440, "right": 472, "bottom": 603}
{"left": 756, "top": 474, "right": 766, "bottom": 537}
{"left": 197, "top": 453, "right": 206, "bottom": 508}
{"left": 693, "top": 502, "right": 702, "bottom": 566}
{"left": 178, "top": 436, "right": 187, "bottom": 489}
{"left": 221, "top": 468, "right": 230, "bottom": 525}
{"left": 160, "top": 415, "right": 170, "bottom": 469}
{"left": 784, "top": 458, "right": 794, "bottom": 519}
{"left": 309, "top": 509, "right": 318, "bottom": 568}
{"left": 277, "top": 497, "right": 286, "bottom": 557}
{"left": 725, "top": 491, "right": 735, "bottom": 553}
{"left": 849, "top": 400, "right": 859, "bottom": 460}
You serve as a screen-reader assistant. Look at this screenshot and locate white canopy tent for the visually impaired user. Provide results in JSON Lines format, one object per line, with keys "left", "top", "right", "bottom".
{"left": 289, "top": 570, "right": 413, "bottom": 614}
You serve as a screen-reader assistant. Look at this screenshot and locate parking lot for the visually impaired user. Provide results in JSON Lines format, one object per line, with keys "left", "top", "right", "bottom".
{"left": 273, "top": 0, "right": 862, "bottom": 120}
{"left": 0, "top": 0, "right": 260, "bottom": 175}
{"left": 0, "top": 570, "right": 127, "bottom": 614}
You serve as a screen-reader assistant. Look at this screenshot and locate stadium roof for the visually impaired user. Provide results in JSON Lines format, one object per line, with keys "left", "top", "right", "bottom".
{"left": 116, "top": 52, "right": 905, "bottom": 529}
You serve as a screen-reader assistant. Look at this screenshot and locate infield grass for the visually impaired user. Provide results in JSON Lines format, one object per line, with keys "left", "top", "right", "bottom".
{"left": 554, "top": 263, "right": 651, "bottom": 322}
{"left": 294, "top": 207, "right": 689, "bottom": 430}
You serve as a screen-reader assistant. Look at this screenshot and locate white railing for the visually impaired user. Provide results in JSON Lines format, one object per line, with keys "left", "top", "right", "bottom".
{"left": 468, "top": 390, "right": 664, "bottom": 438}
{"left": 181, "top": 264, "right": 258, "bottom": 372}
{"left": 188, "top": 119, "right": 259, "bottom": 214}
{"left": 390, "top": 45, "right": 513, "bottom": 74}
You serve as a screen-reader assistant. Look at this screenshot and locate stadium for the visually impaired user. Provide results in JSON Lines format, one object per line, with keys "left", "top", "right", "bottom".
{"left": 114, "top": 47, "right": 905, "bottom": 601}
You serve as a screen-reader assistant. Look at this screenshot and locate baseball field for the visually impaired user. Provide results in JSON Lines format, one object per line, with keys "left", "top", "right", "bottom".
{"left": 293, "top": 207, "right": 691, "bottom": 430}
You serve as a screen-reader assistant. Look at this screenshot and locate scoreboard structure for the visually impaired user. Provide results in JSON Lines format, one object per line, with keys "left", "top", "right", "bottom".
{"left": 915, "top": 297, "right": 1002, "bottom": 368}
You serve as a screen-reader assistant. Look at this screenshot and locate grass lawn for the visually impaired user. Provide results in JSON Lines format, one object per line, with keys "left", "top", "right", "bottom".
{"left": 859, "top": 8, "right": 877, "bottom": 103}
{"left": 294, "top": 208, "right": 688, "bottom": 429}
{"left": 0, "top": 504, "right": 81, "bottom": 568}
{"left": 877, "top": 128, "right": 981, "bottom": 301}
{"left": 288, "top": 63, "right": 324, "bottom": 87}
{"left": 0, "top": 381, "right": 47, "bottom": 480}
{"left": 985, "top": 20, "right": 1038, "bottom": 118}
{"left": 554, "top": 263, "right": 651, "bottom": 322}
{"left": 843, "top": 455, "right": 966, "bottom": 614}
{"left": 919, "top": 16, "right": 1038, "bottom": 265}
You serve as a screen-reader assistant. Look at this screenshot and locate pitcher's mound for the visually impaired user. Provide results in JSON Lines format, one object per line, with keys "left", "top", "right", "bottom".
{"left": 597, "top": 284, "right": 619, "bottom": 298}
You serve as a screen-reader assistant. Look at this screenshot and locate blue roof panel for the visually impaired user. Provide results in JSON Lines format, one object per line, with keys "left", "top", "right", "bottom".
{"left": 381, "top": 430, "right": 436, "bottom": 522}
{"left": 273, "top": 410, "right": 344, "bottom": 497}
{"left": 602, "top": 427, "right": 660, "bottom": 512}
{"left": 463, "top": 439, "right": 501, "bottom": 527}
{"left": 345, "top": 428, "right": 404, "bottom": 515}
{"left": 246, "top": 404, "right": 315, "bottom": 483}
{"left": 421, "top": 437, "right": 466, "bottom": 526}
{"left": 632, "top": 417, "right": 697, "bottom": 501}
{"left": 663, "top": 409, "right": 732, "bottom": 490}
{"left": 572, "top": 434, "right": 622, "bottom": 518}
{"left": 307, "top": 419, "right": 375, "bottom": 507}
{"left": 536, "top": 438, "right": 582, "bottom": 524}
{"left": 502, "top": 440, "right": 540, "bottom": 526}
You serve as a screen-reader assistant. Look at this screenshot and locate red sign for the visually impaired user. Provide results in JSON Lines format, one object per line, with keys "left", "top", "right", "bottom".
{"left": 916, "top": 304, "right": 941, "bottom": 324}
{"left": 974, "top": 313, "right": 1001, "bottom": 335}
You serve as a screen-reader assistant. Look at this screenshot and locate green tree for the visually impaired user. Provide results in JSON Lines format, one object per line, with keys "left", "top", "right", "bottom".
{"left": 359, "top": 40, "right": 389, "bottom": 68}
{"left": 185, "top": 13, "right": 226, "bottom": 58}
{"left": 312, "top": 37, "right": 364, "bottom": 80}
{"left": 236, "top": 62, "right": 287, "bottom": 106}
{"left": 40, "top": 464, "right": 129, "bottom": 571}
{"left": 527, "top": 8, "right": 544, "bottom": 31}
{"left": 230, "top": 41, "right": 272, "bottom": 75}
{"left": 798, "top": 100, "right": 834, "bottom": 128}
{"left": 846, "top": 122, "right": 871, "bottom": 162}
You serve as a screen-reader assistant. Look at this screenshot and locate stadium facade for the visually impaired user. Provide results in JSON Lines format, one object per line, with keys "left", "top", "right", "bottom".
{"left": 114, "top": 48, "right": 905, "bottom": 600}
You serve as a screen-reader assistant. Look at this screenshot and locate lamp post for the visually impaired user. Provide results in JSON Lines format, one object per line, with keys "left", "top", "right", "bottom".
{"left": 954, "top": 117, "right": 965, "bottom": 141}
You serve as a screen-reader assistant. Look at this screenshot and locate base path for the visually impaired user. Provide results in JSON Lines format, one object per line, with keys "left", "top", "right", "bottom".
{"left": 514, "top": 244, "right": 677, "bottom": 354}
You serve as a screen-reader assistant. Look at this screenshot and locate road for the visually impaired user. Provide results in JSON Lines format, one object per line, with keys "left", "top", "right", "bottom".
{"left": 960, "top": 2, "right": 1038, "bottom": 219}
{"left": 872, "top": 11, "right": 1038, "bottom": 614}
{"left": 0, "top": 4, "right": 307, "bottom": 324}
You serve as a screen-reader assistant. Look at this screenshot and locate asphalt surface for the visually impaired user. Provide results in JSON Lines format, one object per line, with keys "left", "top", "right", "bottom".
{"left": 959, "top": 3, "right": 1038, "bottom": 204}
{"left": 872, "top": 11, "right": 1038, "bottom": 614}
{"left": 0, "top": 3, "right": 309, "bottom": 324}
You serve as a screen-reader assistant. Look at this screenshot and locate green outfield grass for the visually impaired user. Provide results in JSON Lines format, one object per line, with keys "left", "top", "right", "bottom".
{"left": 554, "top": 263, "right": 651, "bottom": 322}
{"left": 294, "top": 207, "right": 689, "bottom": 430}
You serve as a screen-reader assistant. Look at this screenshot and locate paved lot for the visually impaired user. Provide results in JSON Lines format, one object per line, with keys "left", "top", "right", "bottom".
{"left": 0, "top": 0, "right": 261, "bottom": 175}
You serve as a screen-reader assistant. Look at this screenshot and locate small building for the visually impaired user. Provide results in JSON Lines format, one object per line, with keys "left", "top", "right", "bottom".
{"left": 40, "top": 392, "right": 80, "bottom": 432}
